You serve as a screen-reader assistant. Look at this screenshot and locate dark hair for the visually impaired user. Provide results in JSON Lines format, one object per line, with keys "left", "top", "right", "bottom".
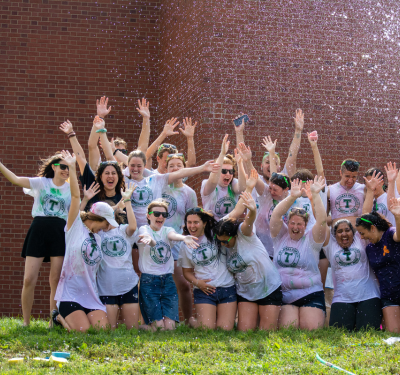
{"left": 341, "top": 159, "right": 360, "bottom": 172}
{"left": 364, "top": 167, "right": 386, "bottom": 192}
{"left": 332, "top": 219, "right": 355, "bottom": 237}
{"left": 291, "top": 168, "right": 314, "bottom": 182}
{"left": 355, "top": 212, "right": 391, "bottom": 232}
{"left": 213, "top": 218, "right": 241, "bottom": 255}
{"left": 270, "top": 172, "right": 291, "bottom": 190}
{"left": 95, "top": 162, "right": 125, "bottom": 202}
{"left": 37, "top": 153, "right": 63, "bottom": 178}
{"left": 182, "top": 208, "right": 217, "bottom": 243}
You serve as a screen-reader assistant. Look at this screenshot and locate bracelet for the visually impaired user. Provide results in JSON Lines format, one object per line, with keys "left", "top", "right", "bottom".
{"left": 123, "top": 199, "right": 131, "bottom": 203}
{"left": 113, "top": 149, "right": 119, "bottom": 156}
{"left": 99, "top": 117, "right": 104, "bottom": 120}
{"left": 95, "top": 128, "right": 107, "bottom": 133}
{"left": 68, "top": 132, "right": 76, "bottom": 139}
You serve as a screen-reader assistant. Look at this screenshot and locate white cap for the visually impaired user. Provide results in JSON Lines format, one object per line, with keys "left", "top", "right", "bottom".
{"left": 90, "top": 202, "right": 119, "bottom": 228}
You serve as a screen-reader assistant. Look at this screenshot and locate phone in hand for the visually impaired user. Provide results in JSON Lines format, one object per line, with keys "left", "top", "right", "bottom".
{"left": 234, "top": 114, "right": 250, "bottom": 127}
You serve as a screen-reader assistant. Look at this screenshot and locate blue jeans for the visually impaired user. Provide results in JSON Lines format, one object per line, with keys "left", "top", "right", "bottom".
{"left": 139, "top": 273, "right": 179, "bottom": 324}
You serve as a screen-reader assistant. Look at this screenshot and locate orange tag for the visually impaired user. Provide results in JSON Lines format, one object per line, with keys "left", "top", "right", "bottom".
{"left": 383, "top": 245, "right": 390, "bottom": 256}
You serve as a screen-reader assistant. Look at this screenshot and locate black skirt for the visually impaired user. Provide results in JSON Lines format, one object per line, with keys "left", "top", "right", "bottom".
{"left": 21, "top": 216, "right": 66, "bottom": 262}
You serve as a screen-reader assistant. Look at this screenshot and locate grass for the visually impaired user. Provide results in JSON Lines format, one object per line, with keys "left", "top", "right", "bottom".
{"left": 0, "top": 318, "right": 399, "bottom": 374}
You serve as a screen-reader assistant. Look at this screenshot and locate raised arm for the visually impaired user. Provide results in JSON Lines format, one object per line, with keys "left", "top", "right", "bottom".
{"left": 385, "top": 162, "right": 398, "bottom": 210}
{"left": 237, "top": 142, "right": 264, "bottom": 196}
{"left": 80, "top": 182, "right": 100, "bottom": 211}
{"left": 389, "top": 198, "right": 400, "bottom": 242}
{"left": 145, "top": 117, "right": 179, "bottom": 168}
{"left": 239, "top": 191, "right": 258, "bottom": 236}
{"left": 122, "top": 183, "right": 137, "bottom": 237}
{"left": 233, "top": 151, "right": 246, "bottom": 194}
{"left": 59, "top": 120, "right": 87, "bottom": 174}
{"left": 362, "top": 171, "right": 384, "bottom": 214}
{"left": 136, "top": 98, "right": 151, "bottom": 153}
{"left": 202, "top": 134, "right": 229, "bottom": 196}
{"left": 179, "top": 117, "right": 197, "bottom": 168}
{"left": 261, "top": 136, "right": 278, "bottom": 176}
{"left": 307, "top": 131, "right": 324, "bottom": 179}
{"left": 168, "top": 160, "right": 220, "bottom": 185}
{"left": 92, "top": 116, "right": 116, "bottom": 162}
{"left": 309, "top": 176, "right": 328, "bottom": 243}
{"left": 284, "top": 108, "right": 304, "bottom": 177}
{"left": 0, "top": 160, "right": 31, "bottom": 189}
{"left": 167, "top": 231, "right": 199, "bottom": 249}
{"left": 233, "top": 114, "right": 245, "bottom": 147}
{"left": 62, "top": 150, "right": 80, "bottom": 231}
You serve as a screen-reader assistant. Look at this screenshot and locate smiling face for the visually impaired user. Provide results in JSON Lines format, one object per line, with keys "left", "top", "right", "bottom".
{"left": 52, "top": 160, "right": 69, "bottom": 180}
{"left": 186, "top": 214, "right": 206, "bottom": 237}
{"left": 268, "top": 182, "right": 288, "bottom": 201}
{"left": 167, "top": 158, "right": 185, "bottom": 173}
{"left": 287, "top": 215, "right": 307, "bottom": 241}
{"left": 128, "top": 156, "right": 145, "bottom": 180}
{"left": 147, "top": 206, "right": 167, "bottom": 231}
{"left": 335, "top": 222, "right": 354, "bottom": 248}
{"left": 157, "top": 151, "right": 171, "bottom": 174}
{"left": 219, "top": 163, "right": 234, "bottom": 187}
{"left": 355, "top": 225, "right": 382, "bottom": 244}
{"left": 340, "top": 169, "right": 358, "bottom": 189}
{"left": 100, "top": 165, "right": 118, "bottom": 193}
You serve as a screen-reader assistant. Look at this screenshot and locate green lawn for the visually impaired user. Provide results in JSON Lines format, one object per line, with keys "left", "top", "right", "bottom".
{"left": 0, "top": 318, "right": 399, "bottom": 374}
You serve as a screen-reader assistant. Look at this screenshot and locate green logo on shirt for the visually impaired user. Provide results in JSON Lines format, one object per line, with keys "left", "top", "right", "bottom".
{"left": 334, "top": 247, "right": 361, "bottom": 267}
{"left": 42, "top": 194, "right": 66, "bottom": 217}
{"left": 376, "top": 203, "right": 388, "bottom": 217}
{"left": 81, "top": 237, "right": 102, "bottom": 266}
{"left": 277, "top": 247, "right": 300, "bottom": 267}
{"left": 131, "top": 186, "right": 153, "bottom": 207}
{"left": 101, "top": 236, "right": 127, "bottom": 257}
{"left": 162, "top": 193, "right": 177, "bottom": 219}
{"left": 192, "top": 243, "right": 217, "bottom": 266}
{"left": 335, "top": 193, "right": 360, "bottom": 214}
{"left": 215, "top": 196, "right": 236, "bottom": 216}
{"left": 150, "top": 240, "right": 172, "bottom": 265}
{"left": 227, "top": 252, "right": 248, "bottom": 273}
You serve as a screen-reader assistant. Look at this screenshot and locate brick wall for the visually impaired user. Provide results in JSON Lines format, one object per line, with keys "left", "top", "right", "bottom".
{"left": 2, "top": 0, "right": 400, "bottom": 317}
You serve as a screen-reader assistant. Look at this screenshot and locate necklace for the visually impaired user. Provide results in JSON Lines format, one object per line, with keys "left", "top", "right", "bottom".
{"left": 82, "top": 221, "right": 93, "bottom": 234}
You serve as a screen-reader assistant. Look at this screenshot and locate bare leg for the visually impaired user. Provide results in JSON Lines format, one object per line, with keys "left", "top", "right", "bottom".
{"left": 120, "top": 303, "right": 140, "bottom": 330}
{"left": 278, "top": 305, "right": 299, "bottom": 329}
{"left": 65, "top": 310, "right": 91, "bottom": 332}
{"left": 299, "top": 306, "right": 325, "bottom": 330}
{"left": 49, "top": 257, "right": 64, "bottom": 312}
{"left": 383, "top": 306, "right": 400, "bottom": 333}
{"left": 259, "top": 305, "right": 281, "bottom": 331}
{"left": 87, "top": 310, "right": 109, "bottom": 330}
{"left": 237, "top": 302, "right": 258, "bottom": 331}
{"left": 162, "top": 317, "right": 176, "bottom": 330}
{"left": 173, "top": 263, "right": 193, "bottom": 324}
{"left": 195, "top": 304, "right": 217, "bottom": 329}
{"left": 318, "top": 258, "right": 329, "bottom": 287}
{"left": 216, "top": 302, "right": 237, "bottom": 330}
{"left": 21, "top": 257, "right": 44, "bottom": 326}
{"left": 105, "top": 304, "right": 119, "bottom": 330}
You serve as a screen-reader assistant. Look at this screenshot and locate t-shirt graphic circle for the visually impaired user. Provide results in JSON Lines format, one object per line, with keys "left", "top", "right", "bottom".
{"left": 277, "top": 247, "right": 300, "bottom": 267}
{"left": 268, "top": 205, "right": 288, "bottom": 224}
{"left": 334, "top": 247, "right": 361, "bottom": 267}
{"left": 376, "top": 203, "right": 388, "bottom": 217}
{"left": 150, "top": 240, "right": 171, "bottom": 264}
{"left": 132, "top": 186, "right": 153, "bottom": 207}
{"left": 101, "top": 236, "right": 127, "bottom": 257}
{"left": 335, "top": 193, "right": 360, "bottom": 214}
{"left": 227, "top": 252, "right": 248, "bottom": 273}
{"left": 81, "top": 238, "right": 102, "bottom": 266}
{"left": 162, "top": 193, "right": 177, "bottom": 219}
{"left": 215, "top": 196, "right": 236, "bottom": 216}
{"left": 192, "top": 243, "right": 217, "bottom": 266}
{"left": 42, "top": 194, "right": 66, "bottom": 217}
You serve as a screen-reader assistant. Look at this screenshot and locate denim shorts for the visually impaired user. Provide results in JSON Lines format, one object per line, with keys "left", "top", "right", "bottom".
{"left": 100, "top": 285, "right": 139, "bottom": 306}
{"left": 284, "top": 291, "right": 326, "bottom": 313}
{"left": 237, "top": 286, "right": 283, "bottom": 306}
{"left": 193, "top": 285, "right": 237, "bottom": 306}
{"left": 139, "top": 273, "right": 179, "bottom": 324}
{"left": 381, "top": 297, "right": 400, "bottom": 309}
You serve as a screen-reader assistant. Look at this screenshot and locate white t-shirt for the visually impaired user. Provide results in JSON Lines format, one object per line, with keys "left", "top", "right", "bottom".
{"left": 329, "top": 182, "right": 365, "bottom": 220}
{"left": 179, "top": 234, "right": 234, "bottom": 288}
{"left": 201, "top": 179, "right": 239, "bottom": 221}
{"left": 23, "top": 177, "right": 71, "bottom": 221}
{"left": 124, "top": 173, "right": 170, "bottom": 228}
{"left": 225, "top": 224, "right": 281, "bottom": 301}
{"left": 55, "top": 215, "right": 105, "bottom": 311}
{"left": 375, "top": 192, "right": 398, "bottom": 227}
{"left": 97, "top": 225, "right": 139, "bottom": 296}
{"left": 138, "top": 225, "right": 177, "bottom": 275}
{"left": 272, "top": 226, "right": 324, "bottom": 304}
{"left": 323, "top": 232, "right": 380, "bottom": 304}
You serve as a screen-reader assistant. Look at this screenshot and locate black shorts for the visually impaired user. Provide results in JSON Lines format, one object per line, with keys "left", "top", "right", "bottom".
{"left": 319, "top": 249, "right": 326, "bottom": 260}
{"left": 59, "top": 301, "right": 97, "bottom": 319}
{"left": 100, "top": 285, "right": 139, "bottom": 306}
{"left": 21, "top": 216, "right": 66, "bottom": 262}
{"left": 381, "top": 297, "right": 400, "bottom": 308}
{"left": 237, "top": 286, "right": 283, "bottom": 306}
{"left": 284, "top": 291, "right": 326, "bottom": 313}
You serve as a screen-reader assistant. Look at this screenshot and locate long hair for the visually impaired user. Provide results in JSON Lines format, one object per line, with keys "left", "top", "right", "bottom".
{"left": 213, "top": 218, "right": 241, "bottom": 256}
{"left": 356, "top": 211, "right": 392, "bottom": 232}
{"left": 182, "top": 208, "right": 217, "bottom": 243}
{"left": 37, "top": 153, "right": 63, "bottom": 178}
{"left": 94, "top": 162, "right": 125, "bottom": 202}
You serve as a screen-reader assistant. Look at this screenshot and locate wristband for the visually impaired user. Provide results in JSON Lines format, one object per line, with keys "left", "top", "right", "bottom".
{"left": 95, "top": 128, "right": 107, "bottom": 133}
{"left": 99, "top": 117, "right": 104, "bottom": 120}
{"left": 113, "top": 149, "right": 120, "bottom": 156}
{"left": 68, "top": 132, "right": 76, "bottom": 139}
{"left": 123, "top": 199, "right": 131, "bottom": 203}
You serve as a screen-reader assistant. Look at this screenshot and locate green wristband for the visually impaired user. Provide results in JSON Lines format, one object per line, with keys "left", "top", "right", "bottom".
{"left": 95, "top": 128, "right": 107, "bottom": 133}
{"left": 123, "top": 199, "right": 131, "bottom": 203}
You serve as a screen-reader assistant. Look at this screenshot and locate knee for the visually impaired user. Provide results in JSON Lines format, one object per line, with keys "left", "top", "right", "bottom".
{"left": 49, "top": 272, "right": 61, "bottom": 286}
{"left": 23, "top": 274, "right": 37, "bottom": 289}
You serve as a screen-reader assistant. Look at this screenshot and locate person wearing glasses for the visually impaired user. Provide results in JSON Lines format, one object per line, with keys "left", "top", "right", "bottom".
{"left": 201, "top": 134, "right": 246, "bottom": 221}
{"left": 270, "top": 177, "right": 328, "bottom": 330}
{"left": 162, "top": 154, "right": 198, "bottom": 324}
{"left": 327, "top": 159, "right": 364, "bottom": 228}
{"left": 213, "top": 169, "right": 282, "bottom": 331}
{"left": 0, "top": 151, "right": 71, "bottom": 327}
{"left": 137, "top": 200, "right": 199, "bottom": 330}
{"left": 179, "top": 207, "right": 237, "bottom": 330}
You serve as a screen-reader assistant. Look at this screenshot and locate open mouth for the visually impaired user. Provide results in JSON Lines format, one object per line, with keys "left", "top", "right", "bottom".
{"left": 291, "top": 229, "right": 300, "bottom": 235}
{"left": 223, "top": 177, "right": 230, "bottom": 184}
{"left": 106, "top": 179, "right": 115, "bottom": 187}
{"left": 156, "top": 219, "right": 164, "bottom": 225}
{"left": 340, "top": 237, "right": 349, "bottom": 245}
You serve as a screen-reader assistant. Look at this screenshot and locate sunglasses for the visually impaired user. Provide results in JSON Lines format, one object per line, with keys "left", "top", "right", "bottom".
{"left": 158, "top": 143, "right": 177, "bottom": 153}
{"left": 101, "top": 161, "right": 118, "bottom": 166}
{"left": 221, "top": 169, "right": 234, "bottom": 175}
{"left": 271, "top": 172, "right": 289, "bottom": 186}
{"left": 290, "top": 207, "right": 308, "bottom": 216}
{"left": 54, "top": 163, "right": 69, "bottom": 171}
{"left": 119, "top": 149, "right": 128, "bottom": 155}
{"left": 187, "top": 207, "right": 204, "bottom": 215}
{"left": 167, "top": 153, "right": 186, "bottom": 161}
{"left": 263, "top": 152, "right": 280, "bottom": 156}
{"left": 214, "top": 234, "right": 233, "bottom": 245}
{"left": 148, "top": 211, "right": 168, "bottom": 218}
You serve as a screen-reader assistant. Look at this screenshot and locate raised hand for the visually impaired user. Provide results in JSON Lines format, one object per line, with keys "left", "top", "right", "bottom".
{"left": 290, "top": 178, "right": 304, "bottom": 199}
{"left": 261, "top": 136, "right": 277, "bottom": 153}
{"left": 310, "top": 175, "right": 326, "bottom": 194}
{"left": 60, "top": 150, "right": 76, "bottom": 166}
{"left": 180, "top": 117, "right": 197, "bottom": 138}
{"left": 385, "top": 162, "right": 398, "bottom": 183}
{"left": 203, "top": 161, "right": 221, "bottom": 173}
{"left": 183, "top": 235, "right": 199, "bottom": 249}
{"left": 233, "top": 113, "right": 246, "bottom": 133}
{"left": 238, "top": 142, "right": 252, "bottom": 162}
{"left": 307, "top": 131, "right": 318, "bottom": 146}
{"left": 93, "top": 115, "right": 105, "bottom": 130}
{"left": 196, "top": 279, "right": 216, "bottom": 295}
{"left": 220, "top": 134, "right": 230, "bottom": 155}
{"left": 96, "top": 96, "right": 111, "bottom": 117}
{"left": 363, "top": 171, "right": 384, "bottom": 191}
{"left": 162, "top": 117, "right": 180, "bottom": 137}
{"left": 294, "top": 108, "right": 304, "bottom": 131}
{"left": 234, "top": 148, "right": 242, "bottom": 165}
{"left": 240, "top": 191, "right": 257, "bottom": 212}
{"left": 121, "top": 182, "right": 137, "bottom": 201}
{"left": 59, "top": 120, "right": 73, "bottom": 134}
{"left": 83, "top": 182, "right": 101, "bottom": 201}
{"left": 136, "top": 98, "right": 150, "bottom": 118}
{"left": 389, "top": 197, "right": 400, "bottom": 217}
{"left": 246, "top": 168, "right": 259, "bottom": 191}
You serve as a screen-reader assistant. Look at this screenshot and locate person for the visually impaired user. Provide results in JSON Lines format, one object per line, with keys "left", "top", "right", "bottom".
{"left": 162, "top": 154, "right": 198, "bottom": 324}
{"left": 327, "top": 159, "right": 364, "bottom": 227}
{"left": 54, "top": 150, "right": 117, "bottom": 332}
{"left": 214, "top": 169, "right": 282, "bottom": 331}
{"left": 0, "top": 152, "right": 71, "bottom": 327}
{"left": 356, "top": 174, "right": 400, "bottom": 333}
{"left": 179, "top": 208, "right": 237, "bottom": 330}
{"left": 97, "top": 184, "right": 140, "bottom": 330}
{"left": 137, "top": 200, "right": 199, "bottom": 330}
{"left": 270, "top": 177, "right": 327, "bottom": 330}
{"left": 322, "top": 219, "right": 381, "bottom": 330}
{"left": 201, "top": 134, "right": 245, "bottom": 221}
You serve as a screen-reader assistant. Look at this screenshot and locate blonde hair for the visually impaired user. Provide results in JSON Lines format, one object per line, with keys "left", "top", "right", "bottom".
{"left": 114, "top": 137, "right": 127, "bottom": 148}
{"left": 166, "top": 154, "right": 186, "bottom": 168}
{"left": 147, "top": 200, "right": 169, "bottom": 213}
{"left": 80, "top": 211, "right": 107, "bottom": 223}
{"left": 127, "top": 150, "right": 146, "bottom": 166}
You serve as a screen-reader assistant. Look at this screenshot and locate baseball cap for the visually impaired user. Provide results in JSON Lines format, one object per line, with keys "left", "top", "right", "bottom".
{"left": 90, "top": 202, "right": 119, "bottom": 228}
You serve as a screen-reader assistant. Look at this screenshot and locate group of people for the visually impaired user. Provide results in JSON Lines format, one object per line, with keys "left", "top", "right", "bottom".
{"left": 1, "top": 97, "right": 400, "bottom": 333}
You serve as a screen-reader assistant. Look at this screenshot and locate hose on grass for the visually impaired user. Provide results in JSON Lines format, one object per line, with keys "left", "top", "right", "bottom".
{"left": 316, "top": 353, "right": 356, "bottom": 375}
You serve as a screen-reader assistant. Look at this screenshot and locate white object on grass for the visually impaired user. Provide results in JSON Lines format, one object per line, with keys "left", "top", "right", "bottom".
{"left": 316, "top": 353, "right": 356, "bottom": 375}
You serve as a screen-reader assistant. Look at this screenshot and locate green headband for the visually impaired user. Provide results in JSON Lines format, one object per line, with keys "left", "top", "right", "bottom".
{"left": 360, "top": 217, "right": 373, "bottom": 225}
